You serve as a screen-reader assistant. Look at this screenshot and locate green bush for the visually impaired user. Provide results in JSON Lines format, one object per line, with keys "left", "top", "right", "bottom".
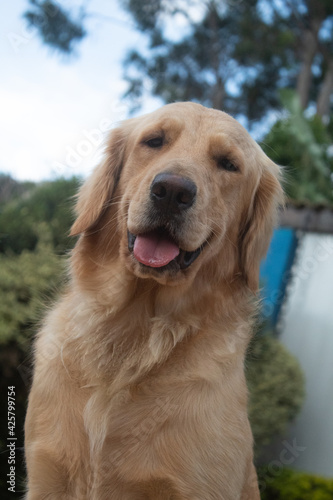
{"left": 246, "top": 333, "right": 305, "bottom": 451}
{"left": 261, "top": 90, "right": 333, "bottom": 204}
{"left": 0, "top": 224, "right": 65, "bottom": 348}
{"left": 0, "top": 176, "right": 79, "bottom": 254}
{"left": 259, "top": 467, "right": 333, "bottom": 500}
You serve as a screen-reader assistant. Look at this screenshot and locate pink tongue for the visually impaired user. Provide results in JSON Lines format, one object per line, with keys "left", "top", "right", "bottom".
{"left": 133, "top": 232, "right": 180, "bottom": 268}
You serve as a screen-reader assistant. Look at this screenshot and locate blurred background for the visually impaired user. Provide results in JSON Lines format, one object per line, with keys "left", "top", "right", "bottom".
{"left": 1, "top": 1, "right": 333, "bottom": 498}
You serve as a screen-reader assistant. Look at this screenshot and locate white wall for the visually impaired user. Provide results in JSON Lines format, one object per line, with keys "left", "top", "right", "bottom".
{"left": 279, "top": 232, "right": 333, "bottom": 477}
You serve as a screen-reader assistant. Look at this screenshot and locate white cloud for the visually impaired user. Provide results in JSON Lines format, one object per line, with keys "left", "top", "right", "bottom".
{"left": 0, "top": 62, "right": 126, "bottom": 180}
{"left": 0, "top": 1, "right": 162, "bottom": 182}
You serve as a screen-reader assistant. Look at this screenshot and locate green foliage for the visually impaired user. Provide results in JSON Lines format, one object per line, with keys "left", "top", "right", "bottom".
{"left": 259, "top": 467, "right": 333, "bottom": 500}
{"left": 0, "top": 225, "right": 65, "bottom": 348}
{"left": 20, "top": 1, "right": 333, "bottom": 120}
{"left": 262, "top": 90, "right": 333, "bottom": 204}
{"left": 0, "top": 176, "right": 79, "bottom": 345}
{"left": 246, "top": 332, "right": 305, "bottom": 450}
{"left": 0, "top": 176, "right": 77, "bottom": 498}
{"left": 0, "top": 176, "right": 79, "bottom": 254}
{"left": 121, "top": 0, "right": 333, "bottom": 121}
{"left": 122, "top": 0, "right": 163, "bottom": 32}
{"left": 122, "top": 0, "right": 290, "bottom": 121}
{"left": 24, "top": 0, "right": 86, "bottom": 54}
{"left": 20, "top": 0, "right": 333, "bottom": 122}
{"left": 0, "top": 173, "right": 35, "bottom": 205}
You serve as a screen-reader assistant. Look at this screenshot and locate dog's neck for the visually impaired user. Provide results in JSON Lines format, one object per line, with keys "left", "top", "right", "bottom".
{"left": 66, "top": 250, "right": 256, "bottom": 393}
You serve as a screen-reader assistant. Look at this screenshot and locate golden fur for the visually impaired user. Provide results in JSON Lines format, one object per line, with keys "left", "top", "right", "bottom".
{"left": 25, "top": 102, "right": 282, "bottom": 499}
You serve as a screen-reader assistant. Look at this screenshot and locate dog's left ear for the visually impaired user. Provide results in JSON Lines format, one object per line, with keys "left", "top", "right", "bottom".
{"left": 70, "top": 127, "right": 126, "bottom": 236}
{"left": 240, "top": 161, "right": 283, "bottom": 292}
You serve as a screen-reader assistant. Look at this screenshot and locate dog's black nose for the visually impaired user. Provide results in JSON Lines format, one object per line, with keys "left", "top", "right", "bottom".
{"left": 150, "top": 173, "right": 197, "bottom": 212}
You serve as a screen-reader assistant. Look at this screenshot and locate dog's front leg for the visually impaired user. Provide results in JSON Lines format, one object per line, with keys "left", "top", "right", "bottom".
{"left": 240, "top": 462, "right": 261, "bottom": 500}
{"left": 24, "top": 353, "right": 90, "bottom": 500}
{"left": 24, "top": 438, "right": 90, "bottom": 500}
{"left": 24, "top": 448, "right": 75, "bottom": 500}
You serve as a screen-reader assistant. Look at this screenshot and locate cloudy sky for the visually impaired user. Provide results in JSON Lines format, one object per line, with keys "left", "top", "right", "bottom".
{"left": 1, "top": 0, "right": 163, "bottom": 181}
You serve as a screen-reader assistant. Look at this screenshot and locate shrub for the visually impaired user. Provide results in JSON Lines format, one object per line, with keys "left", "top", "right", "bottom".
{"left": 0, "top": 226, "right": 64, "bottom": 348}
{"left": 259, "top": 466, "right": 333, "bottom": 500}
{"left": 246, "top": 332, "right": 305, "bottom": 452}
{"left": 0, "top": 176, "right": 79, "bottom": 254}
{"left": 261, "top": 89, "right": 333, "bottom": 204}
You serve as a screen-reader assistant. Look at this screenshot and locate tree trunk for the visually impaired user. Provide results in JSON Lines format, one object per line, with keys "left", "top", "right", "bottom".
{"left": 316, "top": 58, "right": 333, "bottom": 118}
{"left": 212, "top": 75, "right": 225, "bottom": 110}
{"left": 296, "top": 20, "right": 321, "bottom": 109}
{"left": 208, "top": 1, "right": 225, "bottom": 110}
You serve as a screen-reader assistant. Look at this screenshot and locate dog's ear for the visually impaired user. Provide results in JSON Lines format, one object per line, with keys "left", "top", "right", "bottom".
{"left": 240, "top": 162, "right": 283, "bottom": 292}
{"left": 70, "top": 127, "right": 126, "bottom": 236}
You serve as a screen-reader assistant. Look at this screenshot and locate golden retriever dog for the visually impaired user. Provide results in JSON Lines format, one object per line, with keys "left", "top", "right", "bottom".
{"left": 25, "top": 102, "right": 282, "bottom": 500}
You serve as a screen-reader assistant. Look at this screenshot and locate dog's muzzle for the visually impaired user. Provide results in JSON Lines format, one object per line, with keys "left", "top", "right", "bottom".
{"left": 128, "top": 172, "right": 205, "bottom": 271}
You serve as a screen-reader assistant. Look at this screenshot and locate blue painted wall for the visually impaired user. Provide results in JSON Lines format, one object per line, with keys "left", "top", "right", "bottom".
{"left": 260, "top": 228, "right": 298, "bottom": 324}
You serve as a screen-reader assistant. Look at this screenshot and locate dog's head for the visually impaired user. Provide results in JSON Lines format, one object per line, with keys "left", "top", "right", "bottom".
{"left": 71, "top": 103, "right": 282, "bottom": 291}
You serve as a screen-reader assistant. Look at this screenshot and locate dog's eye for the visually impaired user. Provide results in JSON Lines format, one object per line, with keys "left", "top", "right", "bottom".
{"left": 217, "top": 158, "right": 239, "bottom": 172}
{"left": 145, "top": 136, "right": 164, "bottom": 148}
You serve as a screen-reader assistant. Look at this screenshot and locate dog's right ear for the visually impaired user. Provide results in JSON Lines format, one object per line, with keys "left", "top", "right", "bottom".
{"left": 70, "top": 127, "right": 126, "bottom": 236}
{"left": 239, "top": 161, "right": 283, "bottom": 292}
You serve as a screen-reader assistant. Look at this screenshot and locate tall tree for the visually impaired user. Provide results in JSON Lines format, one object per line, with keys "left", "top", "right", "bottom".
{"left": 121, "top": 0, "right": 333, "bottom": 121}
{"left": 122, "top": 0, "right": 292, "bottom": 123}
{"left": 23, "top": 0, "right": 333, "bottom": 120}
{"left": 23, "top": 0, "right": 86, "bottom": 54}
{"left": 287, "top": 0, "right": 333, "bottom": 116}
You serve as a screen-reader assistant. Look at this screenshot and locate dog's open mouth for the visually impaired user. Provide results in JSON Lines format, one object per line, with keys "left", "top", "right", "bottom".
{"left": 128, "top": 228, "right": 204, "bottom": 271}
